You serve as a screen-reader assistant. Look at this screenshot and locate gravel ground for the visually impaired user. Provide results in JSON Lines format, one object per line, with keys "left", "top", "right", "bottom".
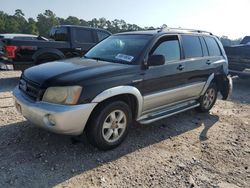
{"left": 0, "top": 71, "right": 249, "bottom": 188}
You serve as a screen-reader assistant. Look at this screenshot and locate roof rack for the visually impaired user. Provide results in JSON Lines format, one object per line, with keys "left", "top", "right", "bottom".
{"left": 158, "top": 27, "right": 213, "bottom": 35}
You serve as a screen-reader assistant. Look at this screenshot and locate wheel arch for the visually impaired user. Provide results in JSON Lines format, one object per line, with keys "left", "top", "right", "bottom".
{"left": 32, "top": 48, "right": 65, "bottom": 64}
{"left": 92, "top": 86, "right": 143, "bottom": 119}
{"left": 201, "top": 73, "right": 232, "bottom": 100}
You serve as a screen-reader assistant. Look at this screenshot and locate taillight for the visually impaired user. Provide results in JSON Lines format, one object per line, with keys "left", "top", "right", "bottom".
{"left": 5, "top": 45, "right": 18, "bottom": 59}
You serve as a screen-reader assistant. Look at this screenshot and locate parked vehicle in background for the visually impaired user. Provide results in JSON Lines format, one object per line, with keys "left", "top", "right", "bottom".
{"left": 0, "top": 34, "right": 48, "bottom": 69}
{"left": 13, "top": 28, "right": 232, "bottom": 150}
{"left": 224, "top": 36, "right": 250, "bottom": 78}
{"left": 1, "top": 25, "right": 111, "bottom": 70}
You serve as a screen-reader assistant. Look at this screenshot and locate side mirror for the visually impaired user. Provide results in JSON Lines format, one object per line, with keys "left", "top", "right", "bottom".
{"left": 147, "top": 55, "right": 165, "bottom": 66}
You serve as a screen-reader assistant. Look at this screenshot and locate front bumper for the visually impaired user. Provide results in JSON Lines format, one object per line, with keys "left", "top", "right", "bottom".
{"left": 13, "top": 87, "right": 97, "bottom": 135}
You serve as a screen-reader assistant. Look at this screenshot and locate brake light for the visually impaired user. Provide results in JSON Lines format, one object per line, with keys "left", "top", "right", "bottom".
{"left": 5, "top": 45, "right": 18, "bottom": 59}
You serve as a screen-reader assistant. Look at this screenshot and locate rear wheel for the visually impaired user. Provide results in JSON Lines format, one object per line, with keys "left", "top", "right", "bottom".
{"left": 86, "top": 101, "right": 132, "bottom": 150}
{"left": 197, "top": 83, "right": 217, "bottom": 112}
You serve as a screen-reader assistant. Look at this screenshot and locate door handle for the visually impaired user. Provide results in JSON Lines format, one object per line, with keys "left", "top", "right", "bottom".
{"left": 177, "top": 64, "right": 184, "bottom": 71}
{"left": 206, "top": 60, "right": 211, "bottom": 65}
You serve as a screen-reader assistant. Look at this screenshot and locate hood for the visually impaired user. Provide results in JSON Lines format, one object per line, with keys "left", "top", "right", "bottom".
{"left": 23, "top": 57, "right": 137, "bottom": 87}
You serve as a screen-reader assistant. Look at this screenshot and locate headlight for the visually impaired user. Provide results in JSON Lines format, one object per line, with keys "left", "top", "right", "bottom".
{"left": 42, "top": 86, "right": 82, "bottom": 105}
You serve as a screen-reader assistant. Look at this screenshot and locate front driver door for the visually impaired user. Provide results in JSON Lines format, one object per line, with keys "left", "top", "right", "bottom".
{"left": 142, "top": 35, "right": 188, "bottom": 113}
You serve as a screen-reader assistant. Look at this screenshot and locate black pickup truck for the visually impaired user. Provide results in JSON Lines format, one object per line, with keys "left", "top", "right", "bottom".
{"left": 224, "top": 36, "right": 250, "bottom": 78}
{"left": 0, "top": 25, "right": 111, "bottom": 70}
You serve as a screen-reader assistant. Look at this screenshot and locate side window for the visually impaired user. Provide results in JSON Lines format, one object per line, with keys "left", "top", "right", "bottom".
{"left": 152, "top": 38, "right": 180, "bottom": 63}
{"left": 97, "top": 31, "right": 110, "bottom": 41}
{"left": 200, "top": 37, "right": 209, "bottom": 56}
{"left": 49, "top": 27, "right": 68, "bottom": 41}
{"left": 182, "top": 35, "right": 203, "bottom": 58}
{"left": 204, "top": 36, "right": 221, "bottom": 56}
{"left": 74, "top": 29, "right": 94, "bottom": 43}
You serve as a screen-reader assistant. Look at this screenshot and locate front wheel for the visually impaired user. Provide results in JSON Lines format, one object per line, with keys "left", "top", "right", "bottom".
{"left": 86, "top": 101, "right": 132, "bottom": 150}
{"left": 197, "top": 83, "right": 218, "bottom": 112}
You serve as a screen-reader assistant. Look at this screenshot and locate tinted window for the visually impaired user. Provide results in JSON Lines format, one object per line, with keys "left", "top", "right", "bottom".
{"left": 49, "top": 27, "right": 68, "bottom": 41}
{"left": 182, "top": 35, "right": 202, "bottom": 58}
{"left": 153, "top": 39, "right": 180, "bottom": 63}
{"left": 200, "top": 37, "right": 209, "bottom": 56}
{"left": 204, "top": 36, "right": 221, "bottom": 56}
{"left": 97, "top": 31, "right": 110, "bottom": 41}
{"left": 74, "top": 29, "right": 94, "bottom": 43}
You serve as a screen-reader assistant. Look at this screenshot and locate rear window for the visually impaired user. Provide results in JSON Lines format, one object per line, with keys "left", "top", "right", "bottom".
{"left": 182, "top": 35, "right": 203, "bottom": 58}
{"left": 204, "top": 36, "right": 221, "bottom": 56}
{"left": 74, "top": 28, "right": 94, "bottom": 43}
{"left": 97, "top": 31, "right": 110, "bottom": 41}
{"left": 49, "top": 27, "right": 68, "bottom": 41}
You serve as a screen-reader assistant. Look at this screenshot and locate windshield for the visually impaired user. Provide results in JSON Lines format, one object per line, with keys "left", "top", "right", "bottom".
{"left": 84, "top": 34, "right": 152, "bottom": 64}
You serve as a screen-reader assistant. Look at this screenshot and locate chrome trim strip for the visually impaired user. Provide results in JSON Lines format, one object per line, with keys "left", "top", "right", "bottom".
{"left": 141, "top": 97, "right": 198, "bottom": 116}
{"left": 132, "top": 79, "right": 143, "bottom": 83}
{"left": 211, "top": 59, "right": 226, "bottom": 65}
{"left": 139, "top": 102, "right": 200, "bottom": 124}
{"left": 200, "top": 73, "right": 214, "bottom": 96}
{"left": 142, "top": 82, "right": 205, "bottom": 112}
{"left": 92, "top": 86, "right": 143, "bottom": 119}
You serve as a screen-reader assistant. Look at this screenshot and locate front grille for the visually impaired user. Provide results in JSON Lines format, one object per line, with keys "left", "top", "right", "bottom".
{"left": 19, "top": 78, "right": 43, "bottom": 100}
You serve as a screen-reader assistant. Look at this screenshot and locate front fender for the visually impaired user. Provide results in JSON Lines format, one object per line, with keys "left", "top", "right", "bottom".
{"left": 92, "top": 86, "right": 143, "bottom": 119}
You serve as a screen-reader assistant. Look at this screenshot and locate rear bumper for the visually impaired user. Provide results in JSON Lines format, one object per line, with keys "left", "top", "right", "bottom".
{"left": 13, "top": 87, "right": 97, "bottom": 135}
{"left": 0, "top": 59, "right": 13, "bottom": 70}
{"left": 0, "top": 59, "right": 33, "bottom": 70}
{"left": 229, "top": 69, "right": 250, "bottom": 78}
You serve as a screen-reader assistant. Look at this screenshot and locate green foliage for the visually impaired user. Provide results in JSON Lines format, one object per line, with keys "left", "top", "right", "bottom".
{"left": 37, "top": 10, "right": 59, "bottom": 37}
{"left": 0, "top": 9, "right": 244, "bottom": 46}
{"left": 0, "top": 9, "right": 159, "bottom": 36}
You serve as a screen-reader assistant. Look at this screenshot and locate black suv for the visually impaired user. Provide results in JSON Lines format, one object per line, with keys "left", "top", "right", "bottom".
{"left": 13, "top": 28, "right": 232, "bottom": 150}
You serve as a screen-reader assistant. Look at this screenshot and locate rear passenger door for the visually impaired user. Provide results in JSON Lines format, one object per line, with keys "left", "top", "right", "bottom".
{"left": 180, "top": 35, "right": 211, "bottom": 93}
{"left": 203, "top": 36, "right": 225, "bottom": 74}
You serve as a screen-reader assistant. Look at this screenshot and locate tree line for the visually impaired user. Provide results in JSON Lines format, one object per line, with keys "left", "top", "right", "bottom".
{"left": 0, "top": 9, "right": 158, "bottom": 37}
{"left": 0, "top": 9, "right": 242, "bottom": 45}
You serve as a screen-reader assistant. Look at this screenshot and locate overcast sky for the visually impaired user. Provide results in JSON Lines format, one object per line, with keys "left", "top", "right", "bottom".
{"left": 1, "top": 0, "right": 249, "bottom": 39}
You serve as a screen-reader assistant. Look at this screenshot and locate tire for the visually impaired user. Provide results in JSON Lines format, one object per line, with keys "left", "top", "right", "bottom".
{"left": 197, "top": 83, "right": 218, "bottom": 112}
{"left": 86, "top": 101, "right": 132, "bottom": 150}
{"left": 36, "top": 54, "right": 60, "bottom": 65}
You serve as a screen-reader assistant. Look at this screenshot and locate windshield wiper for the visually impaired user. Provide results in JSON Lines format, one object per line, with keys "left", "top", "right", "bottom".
{"left": 84, "top": 56, "right": 105, "bottom": 62}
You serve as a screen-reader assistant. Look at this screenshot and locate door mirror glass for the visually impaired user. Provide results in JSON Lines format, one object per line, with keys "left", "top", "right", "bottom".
{"left": 148, "top": 55, "right": 165, "bottom": 66}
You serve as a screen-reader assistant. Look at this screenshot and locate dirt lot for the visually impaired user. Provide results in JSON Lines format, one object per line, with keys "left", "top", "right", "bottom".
{"left": 0, "top": 71, "right": 249, "bottom": 188}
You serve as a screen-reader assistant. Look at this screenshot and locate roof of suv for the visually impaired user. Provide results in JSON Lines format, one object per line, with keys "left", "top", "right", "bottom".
{"left": 116, "top": 28, "right": 214, "bottom": 37}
